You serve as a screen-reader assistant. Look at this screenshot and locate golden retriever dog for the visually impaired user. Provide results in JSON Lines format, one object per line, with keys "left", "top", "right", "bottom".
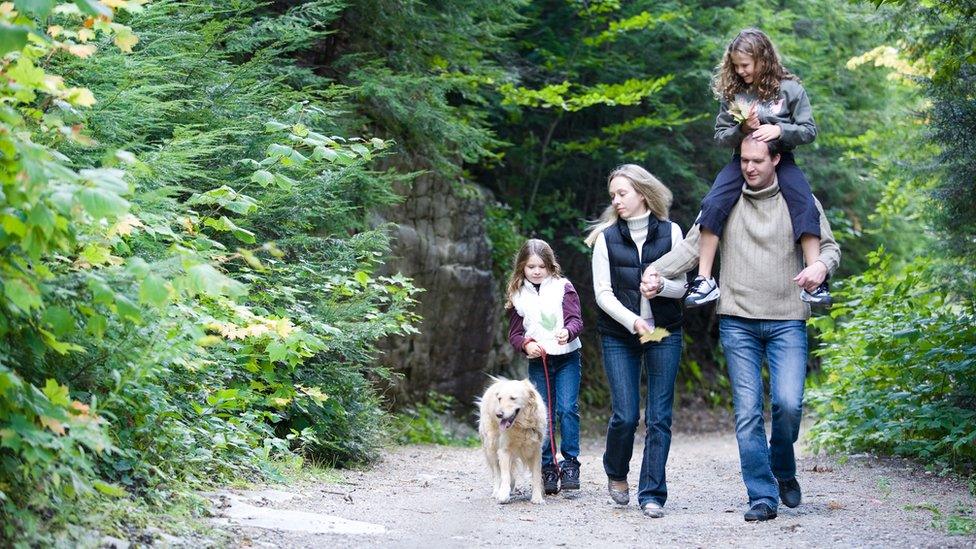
{"left": 478, "top": 377, "right": 548, "bottom": 504}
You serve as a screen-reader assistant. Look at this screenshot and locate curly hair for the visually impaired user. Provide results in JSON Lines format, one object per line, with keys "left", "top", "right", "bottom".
{"left": 505, "top": 239, "right": 563, "bottom": 309}
{"left": 712, "top": 28, "right": 798, "bottom": 103}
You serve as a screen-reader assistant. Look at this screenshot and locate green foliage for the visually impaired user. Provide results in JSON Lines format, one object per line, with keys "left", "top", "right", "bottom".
{"left": 391, "top": 392, "right": 479, "bottom": 447}
{"left": 1, "top": 0, "right": 421, "bottom": 542}
{"left": 808, "top": 251, "right": 976, "bottom": 473}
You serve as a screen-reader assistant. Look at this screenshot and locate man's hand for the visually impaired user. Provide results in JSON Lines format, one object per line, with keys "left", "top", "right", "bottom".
{"left": 640, "top": 266, "right": 662, "bottom": 299}
{"left": 524, "top": 341, "right": 544, "bottom": 359}
{"left": 752, "top": 123, "right": 782, "bottom": 142}
{"left": 794, "top": 261, "right": 828, "bottom": 291}
{"left": 555, "top": 328, "right": 570, "bottom": 345}
{"left": 633, "top": 318, "right": 653, "bottom": 335}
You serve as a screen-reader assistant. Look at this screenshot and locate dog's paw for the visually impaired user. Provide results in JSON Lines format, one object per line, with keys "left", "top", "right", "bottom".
{"left": 496, "top": 491, "right": 511, "bottom": 504}
{"left": 530, "top": 495, "right": 545, "bottom": 505}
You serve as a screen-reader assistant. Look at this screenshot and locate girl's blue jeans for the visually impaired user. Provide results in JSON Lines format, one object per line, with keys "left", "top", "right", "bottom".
{"left": 528, "top": 349, "right": 581, "bottom": 467}
{"left": 600, "top": 330, "right": 682, "bottom": 507}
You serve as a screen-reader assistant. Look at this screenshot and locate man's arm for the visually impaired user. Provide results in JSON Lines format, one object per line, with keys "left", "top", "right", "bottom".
{"left": 649, "top": 221, "right": 702, "bottom": 280}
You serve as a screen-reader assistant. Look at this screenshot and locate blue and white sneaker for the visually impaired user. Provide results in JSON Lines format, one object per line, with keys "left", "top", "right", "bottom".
{"left": 800, "top": 281, "right": 832, "bottom": 307}
{"left": 684, "top": 276, "right": 720, "bottom": 308}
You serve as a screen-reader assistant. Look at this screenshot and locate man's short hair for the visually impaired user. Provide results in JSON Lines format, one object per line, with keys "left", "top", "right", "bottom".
{"left": 743, "top": 135, "right": 784, "bottom": 158}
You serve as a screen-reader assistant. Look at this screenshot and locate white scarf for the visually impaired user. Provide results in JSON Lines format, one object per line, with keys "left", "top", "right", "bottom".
{"left": 511, "top": 276, "right": 582, "bottom": 356}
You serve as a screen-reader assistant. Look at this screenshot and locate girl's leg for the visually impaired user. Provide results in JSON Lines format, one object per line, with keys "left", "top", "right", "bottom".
{"left": 553, "top": 351, "right": 582, "bottom": 462}
{"left": 698, "top": 156, "right": 745, "bottom": 278}
{"left": 776, "top": 154, "right": 821, "bottom": 266}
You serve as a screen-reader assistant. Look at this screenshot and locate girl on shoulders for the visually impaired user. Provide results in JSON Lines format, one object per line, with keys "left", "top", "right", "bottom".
{"left": 686, "top": 28, "right": 830, "bottom": 308}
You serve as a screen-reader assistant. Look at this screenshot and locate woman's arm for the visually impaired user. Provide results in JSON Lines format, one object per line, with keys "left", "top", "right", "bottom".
{"left": 592, "top": 232, "right": 641, "bottom": 334}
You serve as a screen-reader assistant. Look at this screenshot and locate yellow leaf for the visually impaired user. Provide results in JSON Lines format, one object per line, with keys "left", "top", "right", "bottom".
{"left": 77, "top": 28, "right": 95, "bottom": 43}
{"left": 66, "top": 43, "right": 98, "bottom": 58}
{"left": 39, "top": 416, "right": 66, "bottom": 436}
{"left": 48, "top": 25, "right": 64, "bottom": 37}
{"left": 272, "top": 397, "right": 291, "bottom": 407}
{"left": 101, "top": 0, "right": 128, "bottom": 6}
{"left": 0, "top": 3, "right": 14, "bottom": 15}
{"left": 639, "top": 327, "right": 671, "bottom": 344}
{"left": 64, "top": 87, "right": 96, "bottom": 107}
{"left": 108, "top": 213, "right": 144, "bottom": 237}
{"left": 113, "top": 30, "right": 138, "bottom": 53}
{"left": 42, "top": 74, "right": 64, "bottom": 93}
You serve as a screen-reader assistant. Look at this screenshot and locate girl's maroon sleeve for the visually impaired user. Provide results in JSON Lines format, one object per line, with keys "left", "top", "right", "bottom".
{"left": 508, "top": 308, "right": 528, "bottom": 353}
{"left": 563, "top": 282, "right": 584, "bottom": 341}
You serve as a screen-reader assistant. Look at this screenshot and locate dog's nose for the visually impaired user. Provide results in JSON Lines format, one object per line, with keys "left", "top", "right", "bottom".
{"left": 496, "top": 412, "right": 503, "bottom": 419}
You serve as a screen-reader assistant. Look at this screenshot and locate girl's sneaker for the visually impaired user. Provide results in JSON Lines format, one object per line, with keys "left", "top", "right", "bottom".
{"left": 559, "top": 458, "right": 580, "bottom": 490}
{"left": 542, "top": 464, "right": 560, "bottom": 495}
{"left": 801, "top": 281, "right": 831, "bottom": 306}
{"left": 684, "top": 276, "right": 720, "bottom": 307}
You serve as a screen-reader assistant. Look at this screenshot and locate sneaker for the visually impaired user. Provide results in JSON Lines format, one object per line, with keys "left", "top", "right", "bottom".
{"left": 542, "top": 464, "right": 560, "bottom": 495}
{"left": 607, "top": 478, "right": 629, "bottom": 505}
{"left": 684, "top": 276, "right": 720, "bottom": 308}
{"left": 778, "top": 477, "right": 801, "bottom": 508}
{"left": 559, "top": 458, "right": 580, "bottom": 491}
{"left": 800, "top": 281, "right": 831, "bottom": 306}
{"left": 744, "top": 502, "right": 777, "bottom": 522}
{"left": 641, "top": 502, "right": 664, "bottom": 518}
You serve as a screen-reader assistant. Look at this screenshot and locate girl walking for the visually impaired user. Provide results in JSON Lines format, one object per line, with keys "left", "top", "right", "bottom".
{"left": 585, "top": 164, "right": 687, "bottom": 518}
{"left": 506, "top": 239, "right": 584, "bottom": 495}
{"left": 686, "top": 28, "right": 831, "bottom": 307}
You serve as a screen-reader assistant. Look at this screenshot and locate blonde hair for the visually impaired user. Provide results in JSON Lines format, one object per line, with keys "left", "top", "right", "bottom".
{"left": 583, "top": 164, "right": 672, "bottom": 248}
{"left": 504, "top": 239, "right": 563, "bottom": 309}
{"left": 712, "top": 28, "right": 798, "bottom": 103}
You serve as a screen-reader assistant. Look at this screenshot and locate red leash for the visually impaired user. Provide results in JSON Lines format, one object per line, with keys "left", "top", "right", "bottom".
{"left": 539, "top": 348, "right": 560, "bottom": 473}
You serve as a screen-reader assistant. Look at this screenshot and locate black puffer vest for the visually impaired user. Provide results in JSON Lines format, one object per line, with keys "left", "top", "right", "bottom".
{"left": 597, "top": 216, "right": 684, "bottom": 339}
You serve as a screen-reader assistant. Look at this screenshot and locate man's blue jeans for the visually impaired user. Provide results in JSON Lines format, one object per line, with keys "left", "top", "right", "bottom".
{"left": 528, "top": 349, "right": 581, "bottom": 466}
{"left": 719, "top": 316, "right": 807, "bottom": 510}
{"left": 600, "top": 330, "right": 682, "bottom": 507}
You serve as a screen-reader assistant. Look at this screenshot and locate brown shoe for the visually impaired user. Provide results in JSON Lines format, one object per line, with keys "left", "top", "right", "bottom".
{"left": 607, "top": 479, "right": 629, "bottom": 505}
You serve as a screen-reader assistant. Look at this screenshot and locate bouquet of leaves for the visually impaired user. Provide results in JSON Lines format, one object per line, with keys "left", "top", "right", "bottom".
{"left": 728, "top": 98, "right": 755, "bottom": 124}
{"left": 639, "top": 327, "right": 671, "bottom": 344}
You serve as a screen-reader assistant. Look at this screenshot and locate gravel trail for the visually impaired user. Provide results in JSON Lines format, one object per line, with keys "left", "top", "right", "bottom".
{"left": 212, "top": 427, "right": 976, "bottom": 548}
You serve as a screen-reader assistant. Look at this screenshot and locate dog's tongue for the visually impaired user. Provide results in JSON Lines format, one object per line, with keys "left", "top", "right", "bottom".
{"left": 500, "top": 417, "right": 514, "bottom": 430}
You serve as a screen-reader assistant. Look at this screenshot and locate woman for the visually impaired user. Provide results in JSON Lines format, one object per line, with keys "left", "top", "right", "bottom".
{"left": 584, "top": 164, "right": 686, "bottom": 519}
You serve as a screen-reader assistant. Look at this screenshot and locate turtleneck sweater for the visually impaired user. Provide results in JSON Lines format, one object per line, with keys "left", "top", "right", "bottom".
{"left": 592, "top": 212, "right": 685, "bottom": 334}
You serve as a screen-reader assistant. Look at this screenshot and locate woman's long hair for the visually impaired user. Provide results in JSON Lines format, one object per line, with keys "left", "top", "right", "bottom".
{"left": 504, "top": 239, "right": 563, "bottom": 309}
{"left": 712, "top": 28, "right": 797, "bottom": 102}
{"left": 584, "top": 164, "right": 672, "bottom": 248}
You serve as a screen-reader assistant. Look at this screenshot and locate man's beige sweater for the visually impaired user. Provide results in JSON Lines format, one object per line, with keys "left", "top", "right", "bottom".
{"left": 652, "top": 178, "right": 841, "bottom": 320}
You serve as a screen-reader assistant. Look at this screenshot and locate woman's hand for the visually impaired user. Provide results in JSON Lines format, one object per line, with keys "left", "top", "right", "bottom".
{"left": 524, "top": 341, "right": 544, "bottom": 359}
{"left": 752, "top": 123, "right": 782, "bottom": 142}
{"left": 555, "top": 328, "right": 570, "bottom": 345}
{"left": 640, "top": 267, "right": 662, "bottom": 299}
{"left": 633, "top": 318, "right": 653, "bottom": 335}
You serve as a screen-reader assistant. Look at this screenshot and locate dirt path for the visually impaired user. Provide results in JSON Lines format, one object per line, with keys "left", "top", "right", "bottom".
{"left": 211, "top": 430, "right": 975, "bottom": 548}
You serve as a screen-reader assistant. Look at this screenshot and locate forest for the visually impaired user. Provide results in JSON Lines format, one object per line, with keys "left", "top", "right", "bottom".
{"left": 1, "top": 0, "right": 973, "bottom": 543}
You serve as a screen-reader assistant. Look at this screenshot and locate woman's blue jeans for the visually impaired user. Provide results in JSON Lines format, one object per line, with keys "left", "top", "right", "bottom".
{"left": 528, "top": 349, "right": 582, "bottom": 466}
{"left": 719, "top": 316, "right": 807, "bottom": 510}
{"left": 600, "top": 330, "right": 682, "bottom": 507}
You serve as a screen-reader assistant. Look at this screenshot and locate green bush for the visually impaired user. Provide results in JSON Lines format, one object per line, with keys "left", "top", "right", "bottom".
{"left": 808, "top": 250, "right": 976, "bottom": 473}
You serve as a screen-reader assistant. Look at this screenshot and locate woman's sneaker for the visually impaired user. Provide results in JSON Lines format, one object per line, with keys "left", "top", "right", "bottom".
{"left": 800, "top": 281, "right": 831, "bottom": 306}
{"left": 542, "top": 464, "right": 560, "bottom": 495}
{"left": 684, "top": 276, "right": 720, "bottom": 307}
{"left": 559, "top": 458, "right": 580, "bottom": 490}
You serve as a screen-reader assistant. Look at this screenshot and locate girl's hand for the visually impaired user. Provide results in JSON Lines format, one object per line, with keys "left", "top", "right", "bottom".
{"left": 524, "top": 341, "right": 544, "bottom": 359}
{"left": 742, "top": 105, "right": 761, "bottom": 132}
{"left": 752, "top": 124, "right": 782, "bottom": 142}
{"left": 555, "top": 328, "right": 570, "bottom": 345}
{"left": 633, "top": 318, "right": 653, "bottom": 335}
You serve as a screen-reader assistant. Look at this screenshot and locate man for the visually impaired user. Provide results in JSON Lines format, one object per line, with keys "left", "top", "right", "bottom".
{"left": 640, "top": 136, "right": 840, "bottom": 522}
